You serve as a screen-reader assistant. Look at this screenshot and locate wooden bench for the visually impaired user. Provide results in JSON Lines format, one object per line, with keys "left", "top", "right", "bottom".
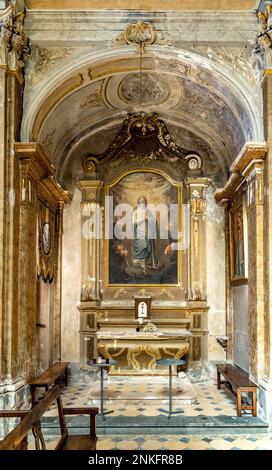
{"left": 0, "top": 410, "right": 29, "bottom": 449}
{"left": 29, "top": 362, "right": 69, "bottom": 407}
{"left": 0, "top": 385, "right": 98, "bottom": 450}
{"left": 216, "top": 363, "right": 257, "bottom": 417}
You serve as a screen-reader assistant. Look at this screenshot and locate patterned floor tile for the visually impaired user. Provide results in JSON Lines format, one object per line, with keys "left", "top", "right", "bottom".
{"left": 163, "top": 441, "right": 186, "bottom": 450}
{"left": 210, "top": 438, "right": 237, "bottom": 450}
{"left": 116, "top": 440, "right": 138, "bottom": 450}
{"left": 97, "top": 438, "right": 116, "bottom": 450}
{"left": 184, "top": 441, "right": 209, "bottom": 450}
{"left": 140, "top": 439, "right": 163, "bottom": 450}
{"left": 44, "top": 377, "right": 253, "bottom": 433}
{"left": 223, "top": 436, "right": 237, "bottom": 442}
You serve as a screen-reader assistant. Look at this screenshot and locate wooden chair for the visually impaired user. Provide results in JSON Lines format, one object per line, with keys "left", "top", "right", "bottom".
{"left": 0, "top": 385, "right": 98, "bottom": 450}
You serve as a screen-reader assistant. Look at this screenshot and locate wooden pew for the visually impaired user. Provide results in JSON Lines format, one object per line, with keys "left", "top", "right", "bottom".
{"left": 216, "top": 363, "right": 257, "bottom": 417}
{"left": 29, "top": 362, "right": 69, "bottom": 406}
{"left": 0, "top": 385, "right": 98, "bottom": 450}
{"left": 0, "top": 411, "right": 29, "bottom": 449}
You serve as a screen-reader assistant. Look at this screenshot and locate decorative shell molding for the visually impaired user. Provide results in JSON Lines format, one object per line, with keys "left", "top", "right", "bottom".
{"left": 114, "top": 20, "right": 172, "bottom": 52}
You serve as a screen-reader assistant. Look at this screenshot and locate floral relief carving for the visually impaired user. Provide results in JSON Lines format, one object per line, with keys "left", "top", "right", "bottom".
{"left": 41, "top": 129, "right": 56, "bottom": 157}
{"left": 200, "top": 46, "right": 263, "bottom": 85}
{"left": 79, "top": 89, "right": 103, "bottom": 108}
{"left": 30, "top": 47, "right": 73, "bottom": 84}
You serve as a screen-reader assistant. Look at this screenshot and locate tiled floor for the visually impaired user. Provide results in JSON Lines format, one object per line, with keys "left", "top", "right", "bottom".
{"left": 39, "top": 375, "right": 272, "bottom": 450}
{"left": 45, "top": 376, "right": 237, "bottom": 418}
{"left": 96, "top": 433, "right": 272, "bottom": 450}
{"left": 28, "top": 433, "right": 272, "bottom": 450}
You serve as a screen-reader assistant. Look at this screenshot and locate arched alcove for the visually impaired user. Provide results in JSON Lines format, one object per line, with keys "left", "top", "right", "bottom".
{"left": 21, "top": 46, "right": 263, "bottom": 192}
{"left": 20, "top": 46, "right": 263, "bottom": 375}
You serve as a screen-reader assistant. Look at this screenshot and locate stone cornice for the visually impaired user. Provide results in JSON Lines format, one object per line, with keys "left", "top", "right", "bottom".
{"left": 24, "top": 10, "right": 257, "bottom": 45}
{"left": 15, "top": 142, "right": 72, "bottom": 209}
{"left": 229, "top": 142, "right": 267, "bottom": 174}
{"left": 214, "top": 142, "right": 267, "bottom": 203}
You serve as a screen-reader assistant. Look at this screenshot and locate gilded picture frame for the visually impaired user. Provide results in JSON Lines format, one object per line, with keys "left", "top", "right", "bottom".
{"left": 104, "top": 169, "right": 182, "bottom": 287}
{"left": 229, "top": 196, "right": 248, "bottom": 285}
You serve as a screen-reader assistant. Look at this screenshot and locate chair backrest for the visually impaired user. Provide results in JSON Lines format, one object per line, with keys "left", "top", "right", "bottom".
{"left": 0, "top": 385, "right": 68, "bottom": 450}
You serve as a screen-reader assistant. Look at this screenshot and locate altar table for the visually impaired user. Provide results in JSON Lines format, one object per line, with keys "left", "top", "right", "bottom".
{"left": 96, "top": 329, "right": 191, "bottom": 375}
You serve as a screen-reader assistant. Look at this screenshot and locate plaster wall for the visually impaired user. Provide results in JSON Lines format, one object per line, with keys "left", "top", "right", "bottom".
{"left": 61, "top": 183, "right": 227, "bottom": 365}
{"left": 61, "top": 188, "right": 81, "bottom": 363}
{"left": 206, "top": 186, "right": 226, "bottom": 362}
{"left": 233, "top": 284, "right": 249, "bottom": 372}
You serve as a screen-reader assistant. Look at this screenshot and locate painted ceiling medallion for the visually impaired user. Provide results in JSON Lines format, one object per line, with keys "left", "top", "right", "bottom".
{"left": 103, "top": 72, "right": 183, "bottom": 111}
{"left": 119, "top": 72, "right": 169, "bottom": 106}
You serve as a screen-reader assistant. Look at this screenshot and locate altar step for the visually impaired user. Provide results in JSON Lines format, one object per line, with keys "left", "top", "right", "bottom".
{"left": 41, "top": 414, "right": 269, "bottom": 436}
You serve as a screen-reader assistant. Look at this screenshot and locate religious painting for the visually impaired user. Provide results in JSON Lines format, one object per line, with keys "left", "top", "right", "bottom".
{"left": 230, "top": 198, "right": 248, "bottom": 284}
{"left": 106, "top": 171, "right": 181, "bottom": 285}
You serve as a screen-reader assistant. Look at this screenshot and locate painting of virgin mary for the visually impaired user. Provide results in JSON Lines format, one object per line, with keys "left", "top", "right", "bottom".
{"left": 107, "top": 171, "right": 180, "bottom": 285}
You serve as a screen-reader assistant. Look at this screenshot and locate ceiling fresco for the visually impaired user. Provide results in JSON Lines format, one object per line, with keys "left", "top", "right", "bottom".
{"left": 21, "top": 35, "right": 262, "bottom": 191}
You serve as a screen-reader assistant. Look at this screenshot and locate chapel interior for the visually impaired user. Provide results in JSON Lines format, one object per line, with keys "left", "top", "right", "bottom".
{"left": 1, "top": 0, "right": 272, "bottom": 451}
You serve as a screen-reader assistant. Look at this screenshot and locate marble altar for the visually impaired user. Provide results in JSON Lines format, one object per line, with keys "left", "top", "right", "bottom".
{"left": 96, "top": 329, "right": 191, "bottom": 375}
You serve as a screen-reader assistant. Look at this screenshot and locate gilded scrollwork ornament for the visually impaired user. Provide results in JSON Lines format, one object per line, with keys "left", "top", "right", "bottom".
{"left": 89, "top": 112, "right": 202, "bottom": 170}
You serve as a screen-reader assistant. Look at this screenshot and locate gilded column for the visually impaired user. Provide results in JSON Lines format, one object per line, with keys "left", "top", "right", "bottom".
{"left": 78, "top": 161, "right": 103, "bottom": 304}
{"left": 0, "top": 8, "right": 8, "bottom": 380}
{"left": 0, "top": 4, "right": 29, "bottom": 384}
{"left": 185, "top": 178, "right": 209, "bottom": 301}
